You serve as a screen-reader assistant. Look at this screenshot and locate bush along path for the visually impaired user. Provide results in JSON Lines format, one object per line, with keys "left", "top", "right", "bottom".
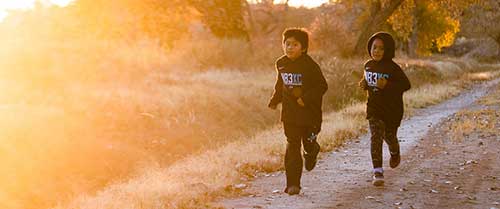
{"left": 220, "top": 77, "right": 500, "bottom": 209}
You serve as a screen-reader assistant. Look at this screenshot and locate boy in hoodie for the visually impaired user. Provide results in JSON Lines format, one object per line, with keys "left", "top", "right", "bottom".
{"left": 359, "top": 32, "right": 411, "bottom": 186}
{"left": 268, "top": 28, "right": 328, "bottom": 195}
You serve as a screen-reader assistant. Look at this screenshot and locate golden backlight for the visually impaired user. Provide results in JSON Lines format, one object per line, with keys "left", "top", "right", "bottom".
{"left": 0, "top": 0, "right": 73, "bottom": 20}
{"left": 0, "top": 0, "right": 490, "bottom": 209}
{"left": 283, "top": 0, "right": 329, "bottom": 8}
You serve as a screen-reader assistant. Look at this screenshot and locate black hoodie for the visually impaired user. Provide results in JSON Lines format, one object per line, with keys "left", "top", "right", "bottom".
{"left": 364, "top": 32, "right": 411, "bottom": 127}
{"left": 268, "top": 54, "right": 328, "bottom": 133}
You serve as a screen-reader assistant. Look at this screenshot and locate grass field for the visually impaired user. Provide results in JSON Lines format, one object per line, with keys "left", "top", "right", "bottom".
{"left": 56, "top": 67, "right": 500, "bottom": 209}
{"left": 0, "top": 37, "right": 498, "bottom": 209}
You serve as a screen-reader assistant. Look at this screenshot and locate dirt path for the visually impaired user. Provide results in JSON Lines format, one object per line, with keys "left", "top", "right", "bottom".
{"left": 220, "top": 78, "right": 500, "bottom": 209}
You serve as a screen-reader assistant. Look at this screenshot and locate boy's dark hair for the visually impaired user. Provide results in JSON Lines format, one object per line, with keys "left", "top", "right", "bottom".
{"left": 367, "top": 32, "right": 395, "bottom": 60}
{"left": 283, "top": 28, "right": 309, "bottom": 53}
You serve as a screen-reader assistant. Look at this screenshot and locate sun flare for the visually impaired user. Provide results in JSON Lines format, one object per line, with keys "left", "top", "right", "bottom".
{"left": 275, "top": 0, "right": 329, "bottom": 8}
{"left": 0, "top": 0, "right": 73, "bottom": 20}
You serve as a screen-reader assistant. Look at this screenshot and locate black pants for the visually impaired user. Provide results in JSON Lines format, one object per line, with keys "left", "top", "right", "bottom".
{"left": 283, "top": 122, "right": 320, "bottom": 188}
{"left": 368, "top": 118, "right": 400, "bottom": 169}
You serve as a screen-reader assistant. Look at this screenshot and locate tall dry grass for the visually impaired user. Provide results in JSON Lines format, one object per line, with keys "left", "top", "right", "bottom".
{"left": 1, "top": 14, "right": 498, "bottom": 208}
{"left": 56, "top": 63, "right": 500, "bottom": 209}
{"left": 0, "top": 32, "right": 295, "bottom": 208}
{"left": 3, "top": 2, "right": 498, "bottom": 209}
{"left": 47, "top": 52, "right": 500, "bottom": 208}
{"left": 449, "top": 81, "right": 500, "bottom": 140}
{"left": 449, "top": 109, "right": 498, "bottom": 141}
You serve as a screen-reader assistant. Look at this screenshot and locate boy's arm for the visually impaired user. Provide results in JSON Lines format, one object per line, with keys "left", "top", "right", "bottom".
{"left": 360, "top": 61, "right": 371, "bottom": 91}
{"left": 385, "top": 65, "right": 411, "bottom": 93}
{"left": 268, "top": 68, "right": 283, "bottom": 108}
{"left": 359, "top": 78, "right": 369, "bottom": 90}
{"left": 301, "top": 63, "right": 328, "bottom": 106}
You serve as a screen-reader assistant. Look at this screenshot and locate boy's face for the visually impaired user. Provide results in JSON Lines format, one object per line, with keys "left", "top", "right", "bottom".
{"left": 283, "top": 37, "right": 304, "bottom": 60}
{"left": 370, "top": 38, "right": 384, "bottom": 61}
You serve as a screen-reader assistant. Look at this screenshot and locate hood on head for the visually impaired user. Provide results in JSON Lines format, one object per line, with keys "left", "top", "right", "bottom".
{"left": 367, "top": 32, "right": 395, "bottom": 61}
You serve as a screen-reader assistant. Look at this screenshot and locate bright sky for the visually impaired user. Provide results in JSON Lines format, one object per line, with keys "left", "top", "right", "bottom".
{"left": 248, "top": 0, "right": 329, "bottom": 8}
{"left": 0, "top": 0, "right": 329, "bottom": 21}
{"left": 0, "top": 0, "right": 74, "bottom": 20}
{"left": 278, "top": 0, "right": 329, "bottom": 8}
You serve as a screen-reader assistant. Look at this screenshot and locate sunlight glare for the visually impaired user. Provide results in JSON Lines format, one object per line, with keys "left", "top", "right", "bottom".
{"left": 0, "top": 1, "right": 36, "bottom": 10}
{"left": 274, "top": 0, "right": 329, "bottom": 8}
{"left": 0, "top": 0, "right": 74, "bottom": 21}
{"left": 0, "top": 11, "right": 6, "bottom": 20}
{"left": 49, "top": 0, "right": 73, "bottom": 7}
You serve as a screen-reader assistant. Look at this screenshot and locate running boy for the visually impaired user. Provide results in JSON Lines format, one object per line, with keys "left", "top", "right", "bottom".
{"left": 268, "top": 28, "right": 328, "bottom": 195}
{"left": 359, "top": 32, "right": 411, "bottom": 186}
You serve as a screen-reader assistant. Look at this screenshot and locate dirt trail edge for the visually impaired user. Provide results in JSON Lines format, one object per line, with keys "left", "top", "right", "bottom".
{"left": 221, "top": 78, "right": 500, "bottom": 209}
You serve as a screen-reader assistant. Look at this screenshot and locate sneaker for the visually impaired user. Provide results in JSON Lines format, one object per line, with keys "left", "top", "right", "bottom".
{"left": 304, "top": 152, "right": 318, "bottom": 171}
{"left": 390, "top": 153, "right": 401, "bottom": 168}
{"left": 284, "top": 186, "right": 300, "bottom": 195}
{"left": 372, "top": 172, "right": 384, "bottom": 186}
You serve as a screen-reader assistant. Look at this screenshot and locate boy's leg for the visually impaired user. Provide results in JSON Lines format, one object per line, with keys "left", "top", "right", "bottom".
{"left": 283, "top": 122, "right": 304, "bottom": 191}
{"left": 369, "top": 118, "right": 386, "bottom": 186}
{"left": 384, "top": 125, "right": 400, "bottom": 168}
{"left": 302, "top": 127, "right": 320, "bottom": 171}
{"left": 369, "top": 118, "right": 385, "bottom": 169}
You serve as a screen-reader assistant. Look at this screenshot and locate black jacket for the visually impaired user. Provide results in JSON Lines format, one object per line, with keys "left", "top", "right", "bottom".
{"left": 363, "top": 59, "right": 411, "bottom": 127}
{"left": 268, "top": 54, "right": 328, "bottom": 133}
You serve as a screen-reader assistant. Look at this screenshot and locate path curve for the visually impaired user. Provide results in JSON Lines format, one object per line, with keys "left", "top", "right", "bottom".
{"left": 221, "top": 78, "right": 500, "bottom": 209}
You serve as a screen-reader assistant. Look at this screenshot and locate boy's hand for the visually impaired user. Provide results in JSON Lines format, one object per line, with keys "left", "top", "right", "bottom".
{"left": 358, "top": 79, "right": 368, "bottom": 90}
{"left": 297, "top": 98, "right": 305, "bottom": 107}
{"left": 376, "top": 77, "right": 388, "bottom": 89}
{"left": 268, "top": 104, "right": 278, "bottom": 110}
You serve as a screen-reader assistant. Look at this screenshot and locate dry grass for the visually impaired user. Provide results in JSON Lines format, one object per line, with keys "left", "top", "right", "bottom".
{"left": 449, "top": 109, "right": 498, "bottom": 141}
{"left": 404, "top": 83, "right": 462, "bottom": 109}
{"left": 319, "top": 103, "right": 366, "bottom": 151}
{"left": 466, "top": 70, "right": 500, "bottom": 82}
{"left": 54, "top": 65, "right": 500, "bottom": 209}
{"left": 449, "top": 77, "right": 500, "bottom": 141}
{"left": 478, "top": 83, "right": 500, "bottom": 106}
{"left": 0, "top": 69, "right": 280, "bottom": 209}
{"left": 57, "top": 128, "right": 284, "bottom": 209}
{"left": 0, "top": 29, "right": 498, "bottom": 209}
{"left": 404, "top": 68, "right": 500, "bottom": 110}
{"left": 2, "top": 3, "right": 498, "bottom": 209}
{"left": 54, "top": 102, "right": 370, "bottom": 209}
{"left": 467, "top": 81, "right": 500, "bottom": 138}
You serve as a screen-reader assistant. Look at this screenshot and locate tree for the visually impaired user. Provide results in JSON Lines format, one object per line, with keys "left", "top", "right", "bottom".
{"left": 71, "top": 0, "right": 193, "bottom": 47}
{"left": 352, "top": 0, "right": 404, "bottom": 55}
{"left": 189, "top": 0, "right": 250, "bottom": 40}
{"left": 387, "top": 0, "right": 475, "bottom": 56}
{"left": 461, "top": 0, "right": 500, "bottom": 56}
{"left": 339, "top": 0, "right": 478, "bottom": 56}
{"left": 310, "top": 3, "right": 356, "bottom": 56}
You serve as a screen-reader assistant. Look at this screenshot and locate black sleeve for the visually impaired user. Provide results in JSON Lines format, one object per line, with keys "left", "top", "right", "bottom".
{"left": 268, "top": 66, "right": 283, "bottom": 107}
{"left": 302, "top": 63, "right": 328, "bottom": 106}
{"left": 385, "top": 64, "right": 411, "bottom": 94}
